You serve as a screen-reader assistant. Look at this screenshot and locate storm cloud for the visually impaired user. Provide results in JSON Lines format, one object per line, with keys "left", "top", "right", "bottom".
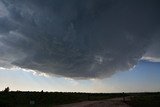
{"left": 0, "top": 0, "right": 160, "bottom": 78}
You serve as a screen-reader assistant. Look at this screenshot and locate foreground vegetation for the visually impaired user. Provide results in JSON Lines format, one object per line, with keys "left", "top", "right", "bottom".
{"left": 127, "top": 92, "right": 160, "bottom": 107}
{"left": 0, "top": 91, "right": 126, "bottom": 107}
{"left": 0, "top": 90, "right": 160, "bottom": 107}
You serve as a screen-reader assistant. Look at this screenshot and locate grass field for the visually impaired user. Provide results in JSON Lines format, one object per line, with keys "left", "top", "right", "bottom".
{"left": 127, "top": 92, "right": 160, "bottom": 107}
{"left": 0, "top": 91, "right": 126, "bottom": 107}
{"left": 0, "top": 91, "right": 160, "bottom": 107}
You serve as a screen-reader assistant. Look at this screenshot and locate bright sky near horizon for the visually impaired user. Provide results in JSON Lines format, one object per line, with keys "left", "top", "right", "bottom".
{"left": 1, "top": 60, "right": 160, "bottom": 92}
{"left": 0, "top": 0, "right": 160, "bottom": 92}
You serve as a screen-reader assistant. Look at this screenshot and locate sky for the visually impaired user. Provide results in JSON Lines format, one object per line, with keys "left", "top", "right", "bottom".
{"left": 0, "top": 0, "right": 160, "bottom": 92}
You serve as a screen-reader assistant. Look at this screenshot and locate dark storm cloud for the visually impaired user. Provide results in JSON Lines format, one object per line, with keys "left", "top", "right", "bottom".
{"left": 0, "top": 0, "right": 160, "bottom": 78}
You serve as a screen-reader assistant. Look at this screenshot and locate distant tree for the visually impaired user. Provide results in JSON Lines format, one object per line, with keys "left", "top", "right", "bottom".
{"left": 4, "top": 87, "right": 10, "bottom": 92}
{"left": 16, "top": 90, "right": 21, "bottom": 92}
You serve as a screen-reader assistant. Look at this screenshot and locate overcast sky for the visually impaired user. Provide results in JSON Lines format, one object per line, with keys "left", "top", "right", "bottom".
{"left": 0, "top": 0, "right": 160, "bottom": 92}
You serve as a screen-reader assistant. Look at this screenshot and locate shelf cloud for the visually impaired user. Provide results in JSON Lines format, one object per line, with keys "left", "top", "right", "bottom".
{"left": 0, "top": 0, "right": 160, "bottom": 79}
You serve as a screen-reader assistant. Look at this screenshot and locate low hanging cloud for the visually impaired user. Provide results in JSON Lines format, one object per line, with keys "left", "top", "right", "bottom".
{"left": 0, "top": 0, "right": 160, "bottom": 79}
{"left": 142, "top": 34, "right": 160, "bottom": 62}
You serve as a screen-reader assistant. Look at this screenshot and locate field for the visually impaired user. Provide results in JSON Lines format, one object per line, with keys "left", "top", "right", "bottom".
{"left": 127, "top": 92, "right": 160, "bottom": 107}
{"left": 0, "top": 91, "right": 160, "bottom": 107}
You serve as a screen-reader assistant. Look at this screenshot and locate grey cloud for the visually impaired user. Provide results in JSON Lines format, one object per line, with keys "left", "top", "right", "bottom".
{"left": 143, "top": 33, "right": 160, "bottom": 62}
{"left": 0, "top": 0, "right": 160, "bottom": 79}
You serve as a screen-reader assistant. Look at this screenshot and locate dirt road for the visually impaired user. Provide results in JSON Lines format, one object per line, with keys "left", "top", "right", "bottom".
{"left": 56, "top": 97, "right": 131, "bottom": 107}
